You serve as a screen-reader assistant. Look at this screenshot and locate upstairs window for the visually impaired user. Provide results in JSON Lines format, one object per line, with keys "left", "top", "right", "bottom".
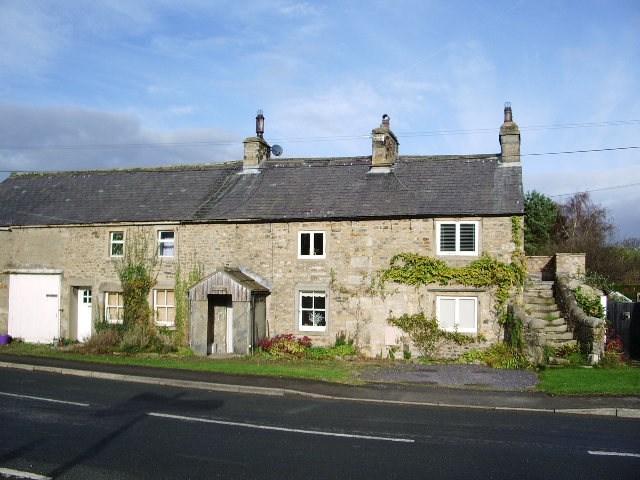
{"left": 158, "top": 231, "right": 175, "bottom": 257}
{"left": 437, "top": 221, "right": 478, "bottom": 255}
{"left": 110, "top": 232, "right": 124, "bottom": 257}
{"left": 298, "top": 231, "right": 325, "bottom": 259}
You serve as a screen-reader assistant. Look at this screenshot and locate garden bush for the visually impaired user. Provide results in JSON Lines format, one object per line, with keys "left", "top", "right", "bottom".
{"left": 573, "top": 286, "right": 605, "bottom": 319}
{"left": 78, "top": 328, "right": 121, "bottom": 354}
{"left": 600, "top": 328, "right": 625, "bottom": 368}
{"left": 482, "top": 343, "right": 528, "bottom": 369}
{"left": 257, "top": 334, "right": 312, "bottom": 357}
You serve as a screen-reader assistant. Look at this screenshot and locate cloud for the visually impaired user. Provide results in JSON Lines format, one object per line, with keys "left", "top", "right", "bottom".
{"left": 0, "top": 2, "right": 67, "bottom": 78}
{"left": 0, "top": 102, "right": 242, "bottom": 181}
{"left": 278, "top": 2, "right": 321, "bottom": 17}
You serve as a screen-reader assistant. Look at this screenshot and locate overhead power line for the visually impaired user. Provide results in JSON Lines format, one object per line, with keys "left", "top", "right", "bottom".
{"left": 548, "top": 182, "right": 640, "bottom": 198}
{"left": 0, "top": 119, "right": 638, "bottom": 150}
{"left": 522, "top": 145, "right": 639, "bottom": 157}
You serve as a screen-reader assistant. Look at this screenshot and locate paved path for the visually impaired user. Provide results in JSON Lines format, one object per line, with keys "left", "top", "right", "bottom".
{"left": 354, "top": 363, "right": 540, "bottom": 390}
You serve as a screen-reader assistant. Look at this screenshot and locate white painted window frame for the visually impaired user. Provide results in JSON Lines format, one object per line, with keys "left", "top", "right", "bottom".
{"left": 105, "top": 292, "right": 124, "bottom": 324}
{"left": 436, "top": 221, "right": 479, "bottom": 255}
{"left": 110, "top": 231, "right": 125, "bottom": 257}
{"left": 436, "top": 296, "right": 478, "bottom": 333}
{"left": 158, "top": 230, "right": 175, "bottom": 257}
{"left": 154, "top": 289, "right": 175, "bottom": 327}
{"left": 298, "top": 291, "right": 328, "bottom": 332}
{"left": 298, "top": 231, "right": 326, "bottom": 259}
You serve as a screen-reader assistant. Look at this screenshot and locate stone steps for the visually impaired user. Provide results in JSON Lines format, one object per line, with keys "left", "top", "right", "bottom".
{"left": 524, "top": 289, "right": 554, "bottom": 299}
{"left": 523, "top": 280, "right": 576, "bottom": 350}
{"left": 544, "top": 324, "right": 568, "bottom": 333}
{"left": 545, "top": 331, "right": 574, "bottom": 340}
{"left": 530, "top": 310, "right": 563, "bottom": 320}
{"left": 547, "top": 338, "right": 577, "bottom": 348}
{"left": 525, "top": 296, "right": 556, "bottom": 305}
{"left": 527, "top": 301, "right": 557, "bottom": 310}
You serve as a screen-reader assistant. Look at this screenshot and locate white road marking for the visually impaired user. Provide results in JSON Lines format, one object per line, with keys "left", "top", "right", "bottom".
{"left": 149, "top": 412, "right": 414, "bottom": 443}
{"left": 0, "top": 391, "right": 89, "bottom": 407}
{"left": 0, "top": 467, "right": 52, "bottom": 479}
{"left": 588, "top": 450, "right": 640, "bottom": 458}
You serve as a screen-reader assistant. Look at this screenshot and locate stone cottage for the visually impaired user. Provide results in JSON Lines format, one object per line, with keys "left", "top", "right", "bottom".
{"left": 0, "top": 106, "right": 524, "bottom": 357}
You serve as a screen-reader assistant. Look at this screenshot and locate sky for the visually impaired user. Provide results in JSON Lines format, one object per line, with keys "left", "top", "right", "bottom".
{"left": 1, "top": 0, "right": 639, "bottom": 239}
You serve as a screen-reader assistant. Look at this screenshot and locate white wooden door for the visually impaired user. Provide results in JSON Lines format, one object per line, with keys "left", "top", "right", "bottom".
{"left": 8, "top": 274, "right": 61, "bottom": 343}
{"left": 77, "top": 289, "right": 93, "bottom": 341}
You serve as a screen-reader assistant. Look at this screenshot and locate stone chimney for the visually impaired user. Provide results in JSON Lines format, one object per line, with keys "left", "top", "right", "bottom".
{"left": 499, "top": 102, "right": 520, "bottom": 163}
{"left": 370, "top": 114, "right": 399, "bottom": 173}
{"left": 242, "top": 110, "right": 270, "bottom": 173}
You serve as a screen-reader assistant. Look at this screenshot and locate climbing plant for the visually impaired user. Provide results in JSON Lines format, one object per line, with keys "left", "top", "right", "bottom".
{"left": 112, "top": 229, "right": 160, "bottom": 330}
{"left": 386, "top": 311, "right": 443, "bottom": 358}
{"left": 329, "top": 269, "right": 378, "bottom": 349}
{"left": 174, "top": 259, "right": 205, "bottom": 347}
{"left": 379, "top": 217, "right": 527, "bottom": 319}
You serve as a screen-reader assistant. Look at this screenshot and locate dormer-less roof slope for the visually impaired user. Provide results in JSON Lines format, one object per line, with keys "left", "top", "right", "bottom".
{"left": 0, "top": 155, "right": 523, "bottom": 227}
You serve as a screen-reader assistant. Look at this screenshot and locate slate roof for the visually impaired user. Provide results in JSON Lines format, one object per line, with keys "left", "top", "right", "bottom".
{"left": 0, "top": 155, "right": 523, "bottom": 227}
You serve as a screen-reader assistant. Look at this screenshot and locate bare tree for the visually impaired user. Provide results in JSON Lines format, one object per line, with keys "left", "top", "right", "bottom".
{"left": 554, "top": 192, "right": 616, "bottom": 250}
{"left": 551, "top": 192, "right": 640, "bottom": 283}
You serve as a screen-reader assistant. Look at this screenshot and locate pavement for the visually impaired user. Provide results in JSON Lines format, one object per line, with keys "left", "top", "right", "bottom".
{"left": 1, "top": 354, "right": 640, "bottom": 418}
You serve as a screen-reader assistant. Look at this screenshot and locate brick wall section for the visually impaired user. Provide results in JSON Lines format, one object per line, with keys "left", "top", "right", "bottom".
{"left": 0, "top": 216, "right": 518, "bottom": 356}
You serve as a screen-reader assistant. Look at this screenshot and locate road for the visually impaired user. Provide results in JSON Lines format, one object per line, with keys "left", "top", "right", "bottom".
{"left": 1, "top": 368, "right": 638, "bottom": 479}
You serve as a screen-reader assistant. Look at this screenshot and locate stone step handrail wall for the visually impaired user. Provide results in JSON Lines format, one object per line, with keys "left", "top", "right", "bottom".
{"left": 554, "top": 274, "right": 606, "bottom": 364}
{"left": 508, "top": 303, "right": 545, "bottom": 364}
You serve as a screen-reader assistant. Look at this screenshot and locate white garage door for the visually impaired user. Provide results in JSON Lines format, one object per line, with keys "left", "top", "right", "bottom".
{"left": 8, "top": 274, "right": 61, "bottom": 343}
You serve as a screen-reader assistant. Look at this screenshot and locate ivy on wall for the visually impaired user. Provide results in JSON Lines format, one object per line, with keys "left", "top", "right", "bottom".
{"left": 379, "top": 217, "right": 527, "bottom": 318}
{"left": 174, "top": 260, "right": 205, "bottom": 348}
{"left": 112, "top": 229, "right": 159, "bottom": 329}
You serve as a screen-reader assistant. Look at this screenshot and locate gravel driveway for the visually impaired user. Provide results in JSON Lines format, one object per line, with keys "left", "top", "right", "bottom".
{"left": 354, "top": 363, "right": 540, "bottom": 391}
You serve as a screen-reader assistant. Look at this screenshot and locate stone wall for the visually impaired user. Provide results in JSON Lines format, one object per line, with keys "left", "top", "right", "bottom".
{"left": 526, "top": 253, "right": 586, "bottom": 280}
{"left": 555, "top": 253, "right": 586, "bottom": 277}
{"left": 554, "top": 275, "right": 605, "bottom": 363}
{"left": 526, "top": 256, "right": 555, "bottom": 281}
{"left": 508, "top": 303, "right": 545, "bottom": 363}
{"left": 0, "top": 216, "right": 518, "bottom": 356}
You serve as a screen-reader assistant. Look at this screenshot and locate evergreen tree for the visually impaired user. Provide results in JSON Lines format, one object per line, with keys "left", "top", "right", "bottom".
{"left": 524, "top": 190, "right": 558, "bottom": 254}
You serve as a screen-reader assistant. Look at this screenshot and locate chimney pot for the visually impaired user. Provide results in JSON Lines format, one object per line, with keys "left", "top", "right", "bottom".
{"left": 256, "top": 110, "right": 265, "bottom": 138}
{"left": 504, "top": 102, "right": 513, "bottom": 123}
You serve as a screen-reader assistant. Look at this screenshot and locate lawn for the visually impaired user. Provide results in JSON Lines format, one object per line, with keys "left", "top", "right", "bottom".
{"left": 0, "top": 343, "right": 361, "bottom": 383}
{"left": 536, "top": 366, "right": 640, "bottom": 395}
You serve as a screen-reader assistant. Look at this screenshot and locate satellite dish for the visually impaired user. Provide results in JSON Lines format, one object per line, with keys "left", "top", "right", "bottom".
{"left": 271, "top": 145, "right": 283, "bottom": 156}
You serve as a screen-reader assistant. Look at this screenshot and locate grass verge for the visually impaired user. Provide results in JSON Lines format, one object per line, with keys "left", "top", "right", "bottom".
{"left": 536, "top": 366, "right": 640, "bottom": 395}
{"left": 0, "top": 344, "right": 361, "bottom": 384}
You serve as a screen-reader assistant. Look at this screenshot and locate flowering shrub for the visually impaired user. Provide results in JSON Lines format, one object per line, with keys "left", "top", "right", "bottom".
{"left": 600, "top": 328, "right": 625, "bottom": 368}
{"left": 257, "top": 334, "right": 312, "bottom": 357}
{"left": 574, "top": 286, "right": 605, "bottom": 319}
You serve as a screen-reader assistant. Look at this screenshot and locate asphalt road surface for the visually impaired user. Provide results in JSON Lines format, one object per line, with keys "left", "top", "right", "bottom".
{"left": 1, "top": 368, "right": 638, "bottom": 479}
